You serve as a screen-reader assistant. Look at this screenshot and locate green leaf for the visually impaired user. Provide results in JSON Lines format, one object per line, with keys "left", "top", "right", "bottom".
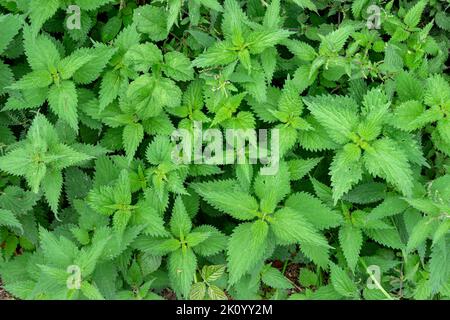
{"left": 123, "top": 123, "right": 144, "bottom": 161}
{"left": 75, "top": 230, "right": 109, "bottom": 276}
{"left": 57, "top": 49, "right": 96, "bottom": 80}
{"left": 166, "top": 0, "right": 183, "bottom": 32}
{"left": 41, "top": 169, "right": 63, "bottom": 214}
{"left": 50, "top": 144, "right": 93, "bottom": 169}
{"left": 393, "top": 100, "right": 429, "bottom": 131}
{"left": 283, "top": 39, "right": 317, "bottom": 61}
{"left": 329, "top": 263, "right": 359, "bottom": 299}
{"left": 146, "top": 135, "right": 173, "bottom": 165}
{"left": 25, "top": 161, "right": 47, "bottom": 194}
{"left": 364, "top": 228, "right": 404, "bottom": 250}
{"left": 300, "top": 242, "right": 330, "bottom": 269}
{"left": 263, "top": 0, "right": 280, "bottom": 28}
{"left": 191, "top": 225, "right": 228, "bottom": 257}
{"left": 367, "top": 196, "right": 408, "bottom": 220}
{"left": 292, "top": 0, "right": 318, "bottom": 12}
{"left": 124, "top": 43, "right": 163, "bottom": 73}
{"left": 254, "top": 163, "right": 290, "bottom": 213}
{"left": 126, "top": 75, "right": 181, "bottom": 117}
{"left": 81, "top": 282, "right": 105, "bottom": 300}
{"left": 0, "top": 62, "right": 13, "bottom": 96}
{"left": 208, "top": 285, "right": 228, "bottom": 300}
{"left": 168, "top": 248, "right": 197, "bottom": 299}
{"left": 432, "top": 220, "right": 450, "bottom": 246}
{"left": 339, "top": 224, "right": 363, "bottom": 272}
{"left": 23, "top": 27, "right": 61, "bottom": 71}
{"left": 227, "top": 221, "right": 269, "bottom": 285}
{"left": 201, "top": 265, "right": 226, "bottom": 282}
{"left": 8, "top": 70, "right": 53, "bottom": 90}
{"left": 330, "top": 143, "right": 364, "bottom": 203}
{"left": 201, "top": 0, "right": 223, "bottom": 11}
{"left": 99, "top": 71, "right": 124, "bottom": 110}
{"left": 304, "top": 95, "right": 359, "bottom": 144}
{"left": 429, "top": 239, "right": 450, "bottom": 294}
{"left": 359, "top": 89, "right": 390, "bottom": 141}
{"left": 0, "top": 14, "right": 23, "bottom": 55}
{"left": 342, "top": 182, "right": 386, "bottom": 204}
{"left": 287, "top": 157, "right": 322, "bottom": 181}
{"left": 298, "top": 115, "right": 339, "bottom": 151}
{"left": 192, "top": 41, "right": 238, "bottom": 68}
{"left": 162, "top": 52, "right": 194, "bottom": 81}
{"left": 133, "top": 237, "right": 181, "bottom": 255}
{"left": 406, "top": 217, "right": 435, "bottom": 253}
{"left": 170, "top": 197, "right": 192, "bottom": 238}
{"left": 192, "top": 181, "right": 259, "bottom": 220}
{"left": 363, "top": 138, "right": 414, "bottom": 197}
{"left": 39, "top": 226, "right": 78, "bottom": 267}
{"left": 186, "top": 232, "right": 210, "bottom": 247}
{"left": 395, "top": 71, "right": 423, "bottom": 102}
{"left": 298, "top": 268, "right": 318, "bottom": 287}
{"left": 134, "top": 202, "right": 168, "bottom": 237}
{"left": 247, "top": 29, "right": 293, "bottom": 54}
{"left": 319, "top": 25, "right": 353, "bottom": 54}
{"left": 75, "top": 0, "right": 115, "bottom": 11}
{"left": 189, "top": 282, "right": 206, "bottom": 300}
{"left": 285, "top": 192, "right": 342, "bottom": 230}
{"left": 0, "top": 149, "right": 32, "bottom": 178}
{"left": 29, "top": 0, "right": 60, "bottom": 35}
{"left": 48, "top": 81, "right": 79, "bottom": 132}
{"left": 436, "top": 11, "right": 450, "bottom": 31}
{"left": 270, "top": 207, "right": 329, "bottom": 248}
{"left": 437, "top": 118, "right": 450, "bottom": 142}
{"left": 260, "top": 47, "right": 277, "bottom": 83}
{"left": 134, "top": 5, "right": 168, "bottom": 42}
{"left": 404, "top": 0, "right": 428, "bottom": 28}
{"left": 72, "top": 45, "right": 117, "bottom": 85}
{"left": 0, "top": 209, "right": 23, "bottom": 234}
{"left": 113, "top": 210, "right": 132, "bottom": 234}
{"left": 261, "top": 266, "right": 293, "bottom": 289}
{"left": 351, "top": 0, "right": 369, "bottom": 17}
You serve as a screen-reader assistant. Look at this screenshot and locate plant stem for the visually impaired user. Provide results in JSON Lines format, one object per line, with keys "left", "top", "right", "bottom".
{"left": 360, "top": 259, "right": 396, "bottom": 300}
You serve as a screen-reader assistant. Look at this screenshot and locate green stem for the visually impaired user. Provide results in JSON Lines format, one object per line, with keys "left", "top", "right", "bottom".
{"left": 360, "top": 259, "right": 395, "bottom": 300}
{"left": 282, "top": 259, "right": 289, "bottom": 274}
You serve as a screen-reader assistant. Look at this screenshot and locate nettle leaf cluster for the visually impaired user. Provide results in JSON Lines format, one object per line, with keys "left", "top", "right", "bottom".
{"left": 0, "top": 0, "right": 449, "bottom": 300}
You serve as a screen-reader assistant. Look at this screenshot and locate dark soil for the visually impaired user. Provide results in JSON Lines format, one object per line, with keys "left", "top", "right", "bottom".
{"left": 271, "top": 260, "right": 304, "bottom": 294}
{"left": 285, "top": 263, "right": 304, "bottom": 294}
{"left": 285, "top": 263, "right": 301, "bottom": 286}
{"left": 161, "top": 288, "right": 177, "bottom": 300}
{"left": 0, "top": 280, "right": 14, "bottom": 300}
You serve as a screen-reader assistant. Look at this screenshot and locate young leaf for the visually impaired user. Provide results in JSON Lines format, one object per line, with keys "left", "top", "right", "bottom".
{"left": 170, "top": 197, "right": 192, "bottom": 238}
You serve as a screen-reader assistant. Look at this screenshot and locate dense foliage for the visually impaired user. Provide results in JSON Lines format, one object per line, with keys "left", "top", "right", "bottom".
{"left": 0, "top": 0, "right": 449, "bottom": 300}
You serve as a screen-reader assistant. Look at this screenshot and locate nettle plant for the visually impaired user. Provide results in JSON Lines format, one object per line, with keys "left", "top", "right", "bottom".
{"left": 0, "top": 0, "right": 449, "bottom": 300}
